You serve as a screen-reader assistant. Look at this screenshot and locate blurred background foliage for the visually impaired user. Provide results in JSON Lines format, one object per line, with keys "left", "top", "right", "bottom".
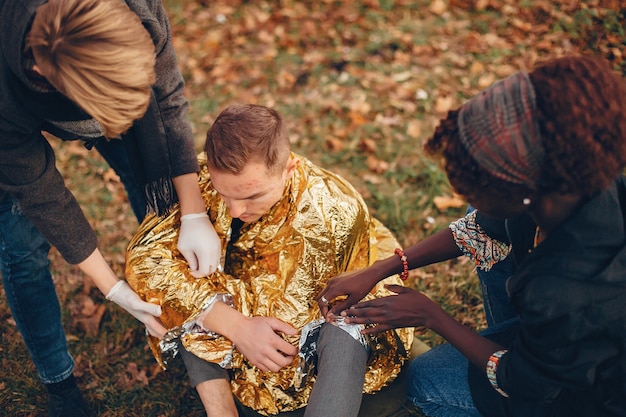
{"left": 1, "top": 0, "right": 623, "bottom": 415}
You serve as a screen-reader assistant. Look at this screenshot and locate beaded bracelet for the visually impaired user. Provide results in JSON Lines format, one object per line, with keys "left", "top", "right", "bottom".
{"left": 486, "top": 349, "right": 510, "bottom": 398}
{"left": 394, "top": 248, "right": 409, "bottom": 281}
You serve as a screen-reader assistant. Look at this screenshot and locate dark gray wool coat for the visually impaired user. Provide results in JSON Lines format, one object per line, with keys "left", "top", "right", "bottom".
{"left": 0, "top": 0, "right": 199, "bottom": 264}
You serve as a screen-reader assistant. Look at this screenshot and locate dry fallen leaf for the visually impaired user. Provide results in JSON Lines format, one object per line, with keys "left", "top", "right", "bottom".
{"left": 406, "top": 120, "right": 422, "bottom": 139}
{"left": 125, "top": 362, "right": 150, "bottom": 386}
{"left": 434, "top": 95, "right": 455, "bottom": 114}
{"left": 82, "top": 274, "right": 95, "bottom": 295}
{"left": 429, "top": 0, "right": 448, "bottom": 15}
{"left": 359, "top": 138, "right": 377, "bottom": 154}
{"left": 433, "top": 194, "right": 466, "bottom": 211}
{"left": 324, "top": 137, "right": 344, "bottom": 152}
{"left": 477, "top": 72, "right": 496, "bottom": 89}
{"left": 103, "top": 167, "right": 121, "bottom": 184}
{"left": 365, "top": 155, "right": 389, "bottom": 174}
{"left": 70, "top": 294, "right": 107, "bottom": 337}
{"left": 348, "top": 111, "right": 368, "bottom": 127}
{"left": 363, "top": 173, "right": 385, "bottom": 185}
{"left": 75, "top": 304, "right": 106, "bottom": 337}
{"left": 72, "top": 353, "right": 92, "bottom": 379}
{"left": 80, "top": 295, "right": 98, "bottom": 316}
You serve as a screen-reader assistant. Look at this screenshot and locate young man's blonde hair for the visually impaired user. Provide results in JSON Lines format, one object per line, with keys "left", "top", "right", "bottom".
{"left": 204, "top": 104, "right": 291, "bottom": 174}
{"left": 28, "top": 0, "right": 156, "bottom": 138}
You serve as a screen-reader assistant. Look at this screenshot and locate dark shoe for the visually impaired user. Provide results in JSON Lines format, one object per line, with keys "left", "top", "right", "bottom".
{"left": 47, "top": 386, "right": 91, "bottom": 417}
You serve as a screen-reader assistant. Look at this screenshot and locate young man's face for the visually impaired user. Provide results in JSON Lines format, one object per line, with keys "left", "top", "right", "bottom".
{"left": 209, "top": 157, "right": 298, "bottom": 223}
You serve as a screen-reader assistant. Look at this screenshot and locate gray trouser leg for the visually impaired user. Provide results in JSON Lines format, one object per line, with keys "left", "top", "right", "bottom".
{"left": 304, "top": 323, "right": 368, "bottom": 417}
{"left": 179, "top": 344, "right": 230, "bottom": 387}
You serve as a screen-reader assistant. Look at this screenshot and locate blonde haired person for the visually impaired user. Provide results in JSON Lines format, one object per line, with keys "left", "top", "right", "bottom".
{"left": 126, "top": 104, "right": 414, "bottom": 417}
{"left": 28, "top": 0, "right": 155, "bottom": 138}
{"left": 0, "top": 0, "right": 221, "bottom": 415}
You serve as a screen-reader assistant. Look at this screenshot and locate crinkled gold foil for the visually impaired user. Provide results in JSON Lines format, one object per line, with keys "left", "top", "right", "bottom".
{"left": 126, "top": 154, "right": 414, "bottom": 415}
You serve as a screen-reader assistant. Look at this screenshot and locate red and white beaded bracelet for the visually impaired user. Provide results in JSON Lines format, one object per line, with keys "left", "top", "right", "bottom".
{"left": 394, "top": 248, "right": 409, "bottom": 281}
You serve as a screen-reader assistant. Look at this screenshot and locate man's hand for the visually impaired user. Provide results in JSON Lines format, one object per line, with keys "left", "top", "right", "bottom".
{"left": 106, "top": 280, "right": 167, "bottom": 338}
{"left": 178, "top": 212, "right": 222, "bottom": 277}
{"left": 229, "top": 316, "right": 299, "bottom": 372}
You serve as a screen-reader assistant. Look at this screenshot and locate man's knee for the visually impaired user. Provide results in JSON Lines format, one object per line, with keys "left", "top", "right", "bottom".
{"left": 317, "top": 323, "right": 368, "bottom": 360}
{"left": 315, "top": 323, "right": 369, "bottom": 378}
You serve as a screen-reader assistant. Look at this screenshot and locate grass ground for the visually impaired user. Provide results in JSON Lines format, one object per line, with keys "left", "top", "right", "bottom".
{"left": 1, "top": 1, "right": 623, "bottom": 416}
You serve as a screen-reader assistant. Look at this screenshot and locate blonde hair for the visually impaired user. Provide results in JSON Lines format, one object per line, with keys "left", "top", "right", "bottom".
{"left": 28, "top": 0, "right": 156, "bottom": 138}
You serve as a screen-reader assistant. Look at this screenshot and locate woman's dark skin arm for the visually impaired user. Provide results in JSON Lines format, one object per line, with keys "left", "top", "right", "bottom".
{"left": 344, "top": 285, "right": 504, "bottom": 370}
{"left": 337, "top": 193, "right": 587, "bottom": 371}
{"left": 317, "top": 227, "right": 463, "bottom": 317}
{"left": 317, "top": 222, "right": 508, "bottom": 373}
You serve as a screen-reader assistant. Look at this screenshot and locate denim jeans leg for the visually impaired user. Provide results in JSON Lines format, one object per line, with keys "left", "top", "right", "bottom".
{"left": 406, "top": 318, "right": 521, "bottom": 417}
{"left": 94, "top": 139, "right": 146, "bottom": 222}
{"left": 406, "top": 343, "right": 482, "bottom": 417}
{"left": 0, "top": 196, "right": 74, "bottom": 383}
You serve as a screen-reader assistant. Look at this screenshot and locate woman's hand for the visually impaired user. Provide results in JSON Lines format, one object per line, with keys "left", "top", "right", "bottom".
{"left": 342, "top": 284, "right": 438, "bottom": 334}
{"left": 178, "top": 212, "right": 222, "bottom": 277}
{"left": 317, "top": 267, "right": 381, "bottom": 319}
{"left": 77, "top": 248, "right": 167, "bottom": 338}
{"left": 173, "top": 173, "right": 222, "bottom": 277}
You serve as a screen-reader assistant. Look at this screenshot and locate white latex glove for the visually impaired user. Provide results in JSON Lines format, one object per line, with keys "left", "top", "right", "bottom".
{"left": 106, "top": 280, "right": 166, "bottom": 338}
{"left": 177, "top": 212, "right": 222, "bottom": 278}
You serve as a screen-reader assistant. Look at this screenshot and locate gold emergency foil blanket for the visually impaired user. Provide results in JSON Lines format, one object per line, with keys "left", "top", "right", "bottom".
{"left": 126, "top": 154, "right": 414, "bottom": 415}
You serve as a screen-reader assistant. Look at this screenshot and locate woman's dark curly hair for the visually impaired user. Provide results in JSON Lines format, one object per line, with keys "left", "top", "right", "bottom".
{"left": 425, "top": 55, "right": 626, "bottom": 203}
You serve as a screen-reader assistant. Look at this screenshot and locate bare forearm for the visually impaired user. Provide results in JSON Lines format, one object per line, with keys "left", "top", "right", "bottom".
{"left": 371, "top": 227, "right": 463, "bottom": 279}
{"left": 173, "top": 172, "right": 206, "bottom": 215}
{"left": 198, "top": 301, "right": 244, "bottom": 340}
{"left": 427, "top": 303, "right": 503, "bottom": 369}
{"left": 77, "top": 248, "right": 119, "bottom": 295}
{"left": 406, "top": 227, "right": 462, "bottom": 268}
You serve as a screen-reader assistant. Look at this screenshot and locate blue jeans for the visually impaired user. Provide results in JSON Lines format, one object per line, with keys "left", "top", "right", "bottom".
{"left": 0, "top": 196, "right": 73, "bottom": 384}
{"left": 0, "top": 140, "right": 145, "bottom": 384}
{"left": 406, "top": 318, "right": 520, "bottom": 417}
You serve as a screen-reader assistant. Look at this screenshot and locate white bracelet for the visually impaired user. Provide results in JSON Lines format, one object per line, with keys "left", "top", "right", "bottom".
{"left": 180, "top": 212, "right": 208, "bottom": 221}
{"left": 486, "top": 349, "right": 510, "bottom": 398}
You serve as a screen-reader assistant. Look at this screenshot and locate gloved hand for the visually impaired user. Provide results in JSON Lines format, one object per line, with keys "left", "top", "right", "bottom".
{"left": 106, "top": 280, "right": 166, "bottom": 337}
{"left": 177, "top": 212, "right": 222, "bottom": 278}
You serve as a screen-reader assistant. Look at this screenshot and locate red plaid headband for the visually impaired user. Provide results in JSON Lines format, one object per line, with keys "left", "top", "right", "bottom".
{"left": 458, "top": 71, "right": 544, "bottom": 188}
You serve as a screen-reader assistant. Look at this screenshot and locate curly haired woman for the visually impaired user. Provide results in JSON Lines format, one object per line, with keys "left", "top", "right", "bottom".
{"left": 317, "top": 55, "right": 626, "bottom": 417}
